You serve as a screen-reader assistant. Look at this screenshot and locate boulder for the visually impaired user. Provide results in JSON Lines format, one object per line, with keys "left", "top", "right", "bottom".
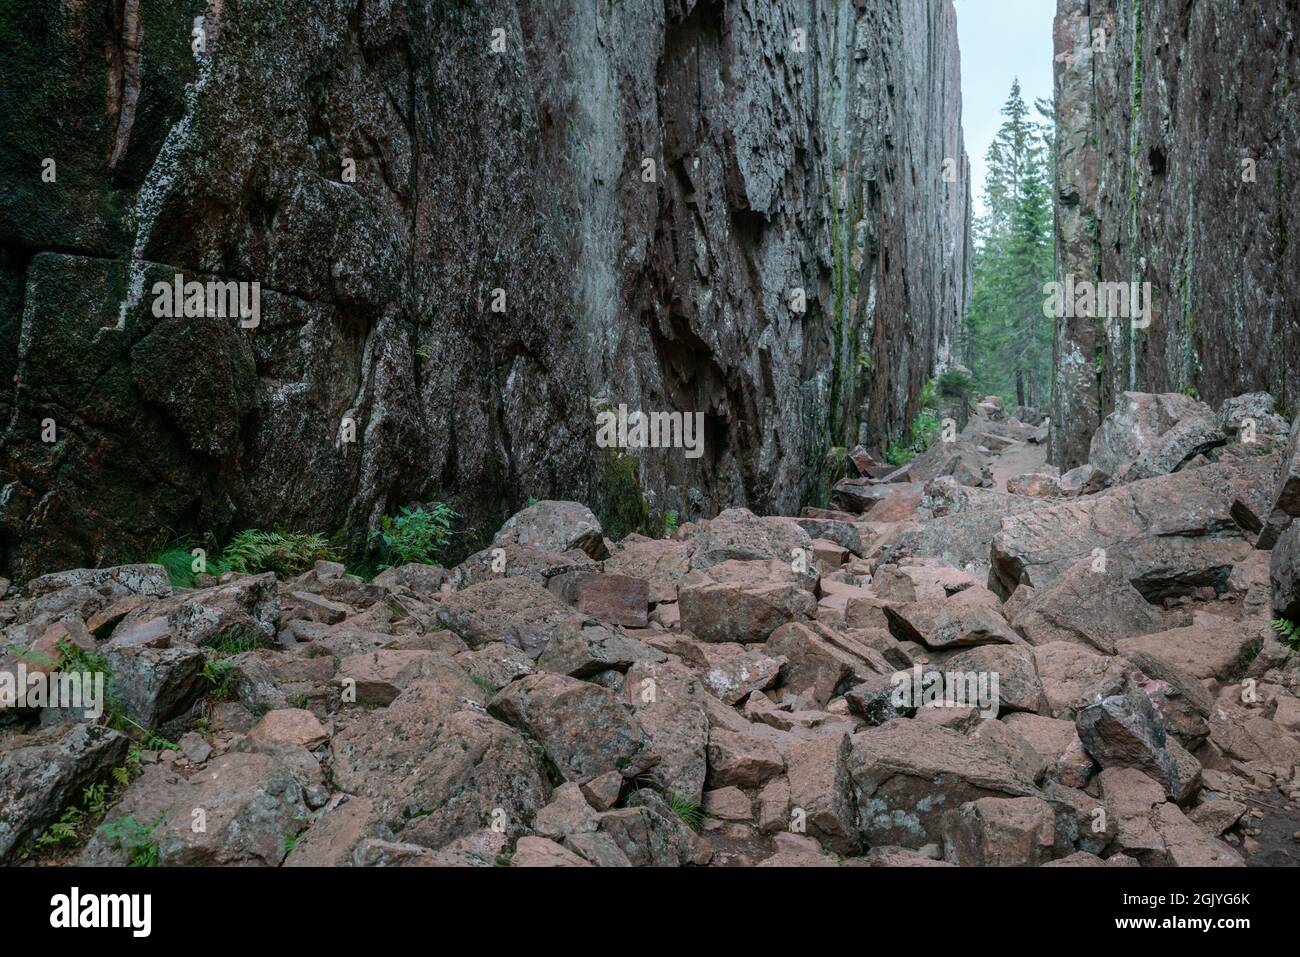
{"left": 288, "top": 590, "right": 352, "bottom": 625}
{"left": 331, "top": 681, "right": 549, "bottom": 848}
{"left": 1188, "top": 799, "right": 1248, "bottom": 836}
{"left": 1076, "top": 691, "right": 1200, "bottom": 802}
{"left": 765, "top": 622, "right": 889, "bottom": 706}
{"left": 757, "top": 777, "right": 792, "bottom": 833}
{"left": 25, "top": 564, "right": 172, "bottom": 601}
{"left": 1270, "top": 522, "right": 1300, "bottom": 620}
{"left": 991, "top": 462, "right": 1255, "bottom": 595}
{"left": 689, "top": 508, "right": 812, "bottom": 570}
{"left": 493, "top": 500, "right": 607, "bottom": 559}
{"left": 151, "top": 573, "right": 280, "bottom": 647}
{"left": 1217, "top": 392, "right": 1289, "bottom": 439}
{"left": 1059, "top": 464, "right": 1110, "bottom": 495}
{"left": 580, "top": 771, "right": 625, "bottom": 812}
{"left": 942, "top": 795, "right": 1056, "bottom": 866}
{"left": 1098, "top": 768, "right": 1241, "bottom": 867}
{"left": 678, "top": 578, "right": 814, "bottom": 644}
{"left": 861, "top": 845, "right": 955, "bottom": 866}
{"left": 878, "top": 509, "right": 1018, "bottom": 578}
{"left": 706, "top": 727, "right": 785, "bottom": 789}
{"left": 785, "top": 732, "right": 858, "bottom": 854}
{"left": 1000, "top": 714, "right": 1093, "bottom": 787}
{"left": 101, "top": 643, "right": 206, "bottom": 728}
{"left": 1256, "top": 414, "right": 1300, "bottom": 547}
{"left": 449, "top": 544, "right": 594, "bottom": 591}
{"left": 1115, "top": 612, "right": 1262, "bottom": 683}
{"left": 601, "top": 535, "right": 694, "bottom": 604}
{"left": 249, "top": 708, "right": 329, "bottom": 749}
{"left": 833, "top": 480, "right": 925, "bottom": 518}
{"left": 940, "top": 643, "right": 1046, "bottom": 715}
{"left": 1120, "top": 536, "right": 1250, "bottom": 603}
{"left": 844, "top": 671, "right": 913, "bottom": 725}
{"left": 337, "top": 650, "right": 458, "bottom": 706}
{"left": 618, "top": 660, "right": 709, "bottom": 805}
{"left": 455, "top": 642, "right": 536, "bottom": 692}
{"left": 512, "top": 836, "right": 592, "bottom": 867}
{"left": 1125, "top": 417, "right": 1227, "bottom": 483}
{"left": 847, "top": 721, "right": 1039, "bottom": 848}
{"left": 756, "top": 832, "right": 839, "bottom": 867}
{"left": 668, "top": 639, "right": 782, "bottom": 705}
{"left": 283, "top": 796, "right": 383, "bottom": 867}
{"left": 224, "top": 650, "right": 337, "bottom": 714}
{"left": 489, "top": 673, "right": 652, "bottom": 784}
{"left": 1088, "top": 392, "right": 1219, "bottom": 479}
{"left": 535, "top": 622, "right": 665, "bottom": 678}
{"left": 792, "top": 518, "right": 864, "bottom": 556}
{"left": 884, "top": 589, "right": 1019, "bottom": 650}
{"left": 436, "top": 578, "right": 581, "bottom": 653}
{"left": 921, "top": 479, "right": 1032, "bottom": 518}
{"left": 602, "top": 790, "right": 707, "bottom": 866}
{"left": 565, "top": 573, "right": 650, "bottom": 628}
{"left": 87, "top": 741, "right": 326, "bottom": 866}
{"left": 1011, "top": 556, "right": 1165, "bottom": 654}
{"left": 0, "top": 723, "right": 130, "bottom": 863}
{"left": 1006, "top": 472, "right": 1065, "bottom": 498}
{"left": 371, "top": 563, "right": 448, "bottom": 599}
{"left": 702, "top": 786, "right": 752, "bottom": 822}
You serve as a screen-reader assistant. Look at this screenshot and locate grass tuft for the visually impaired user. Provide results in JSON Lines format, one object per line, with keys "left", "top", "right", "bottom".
{"left": 665, "top": 792, "right": 704, "bottom": 831}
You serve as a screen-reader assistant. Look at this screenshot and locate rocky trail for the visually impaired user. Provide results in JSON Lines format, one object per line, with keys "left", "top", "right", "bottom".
{"left": 4, "top": 389, "right": 1299, "bottom": 869}
{"left": 2, "top": 0, "right": 1298, "bottom": 891}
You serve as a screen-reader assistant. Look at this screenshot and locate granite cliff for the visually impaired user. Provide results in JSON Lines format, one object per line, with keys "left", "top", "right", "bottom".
{"left": 1050, "top": 0, "right": 1299, "bottom": 468}
{"left": 0, "top": 0, "right": 969, "bottom": 579}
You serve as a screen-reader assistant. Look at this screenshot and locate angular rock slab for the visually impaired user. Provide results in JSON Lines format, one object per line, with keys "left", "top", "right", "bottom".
{"left": 847, "top": 721, "right": 1039, "bottom": 849}
{"left": 489, "top": 672, "right": 653, "bottom": 784}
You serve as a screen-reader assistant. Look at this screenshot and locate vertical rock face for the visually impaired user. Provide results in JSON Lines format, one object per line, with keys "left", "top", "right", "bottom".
{"left": 1050, "top": 0, "right": 1300, "bottom": 469}
{"left": 1049, "top": 0, "right": 1102, "bottom": 470}
{"left": 0, "top": 0, "right": 968, "bottom": 580}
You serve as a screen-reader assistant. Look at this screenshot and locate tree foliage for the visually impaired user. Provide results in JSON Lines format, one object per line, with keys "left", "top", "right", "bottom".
{"left": 967, "top": 81, "right": 1055, "bottom": 408}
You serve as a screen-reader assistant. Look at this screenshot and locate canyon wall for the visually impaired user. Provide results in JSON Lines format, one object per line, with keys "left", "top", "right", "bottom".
{"left": 0, "top": 0, "right": 968, "bottom": 580}
{"left": 1051, "top": 0, "right": 1300, "bottom": 468}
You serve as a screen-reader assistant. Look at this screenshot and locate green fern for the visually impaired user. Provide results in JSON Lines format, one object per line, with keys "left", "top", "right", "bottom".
{"left": 373, "top": 504, "right": 458, "bottom": 568}
{"left": 34, "top": 806, "right": 84, "bottom": 848}
{"left": 99, "top": 816, "right": 161, "bottom": 867}
{"left": 147, "top": 546, "right": 229, "bottom": 588}
{"left": 201, "top": 656, "right": 237, "bottom": 701}
{"left": 220, "top": 529, "right": 336, "bottom": 577}
{"left": 1270, "top": 617, "right": 1300, "bottom": 653}
{"left": 33, "top": 780, "right": 120, "bottom": 852}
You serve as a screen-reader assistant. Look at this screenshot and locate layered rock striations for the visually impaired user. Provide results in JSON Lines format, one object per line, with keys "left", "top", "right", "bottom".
{"left": 0, "top": 0, "right": 968, "bottom": 579}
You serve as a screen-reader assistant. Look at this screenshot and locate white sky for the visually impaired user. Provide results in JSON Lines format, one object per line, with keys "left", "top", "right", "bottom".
{"left": 954, "top": 0, "right": 1056, "bottom": 218}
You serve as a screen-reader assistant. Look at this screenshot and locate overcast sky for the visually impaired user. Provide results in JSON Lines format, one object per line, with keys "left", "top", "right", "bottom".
{"left": 953, "top": 0, "right": 1055, "bottom": 218}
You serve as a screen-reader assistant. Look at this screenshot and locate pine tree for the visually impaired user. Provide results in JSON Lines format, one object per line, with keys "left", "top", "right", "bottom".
{"left": 966, "top": 80, "right": 1055, "bottom": 407}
